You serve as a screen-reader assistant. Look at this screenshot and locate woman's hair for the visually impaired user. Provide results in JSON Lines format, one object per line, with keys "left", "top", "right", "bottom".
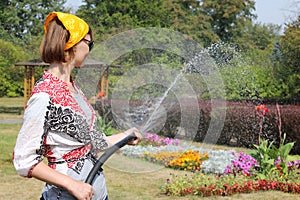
{"left": 40, "top": 17, "right": 93, "bottom": 63}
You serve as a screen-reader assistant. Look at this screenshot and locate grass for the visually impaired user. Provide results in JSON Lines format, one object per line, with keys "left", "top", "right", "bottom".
{"left": 0, "top": 97, "right": 24, "bottom": 119}
{"left": 0, "top": 123, "right": 22, "bottom": 175}
{"left": 190, "top": 141, "right": 252, "bottom": 153}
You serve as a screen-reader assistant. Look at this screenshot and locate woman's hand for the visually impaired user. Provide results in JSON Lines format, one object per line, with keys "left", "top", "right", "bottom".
{"left": 31, "top": 162, "right": 94, "bottom": 200}
{"left": 67, "top": 179, "right": 94, "bottom": 200}
{"left": 123, "top": 127, "right": 142, "bottom": 145}
{"left": 106, "top": 127, "right": 142, "bottom": 147}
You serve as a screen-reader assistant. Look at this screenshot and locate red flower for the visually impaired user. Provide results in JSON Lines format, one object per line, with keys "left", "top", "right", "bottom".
{"left": 255, "top": 104, "right": 269, "bottom": 116}
{"left": 98, "top": 92, "right": 105, "bottom": 98}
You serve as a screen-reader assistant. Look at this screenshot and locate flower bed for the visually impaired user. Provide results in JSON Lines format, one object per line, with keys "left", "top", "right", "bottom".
{"left": 163, "top": 173, "right": 300, "bottom": 197}
{"left": 120, "top": 133, "right": 300, "bottom": 197}
{"left": 142, "top": 150, "right": 209, "bottom": 171}
{"left": 121, "top": 139, "right": 236, "bottom": 174}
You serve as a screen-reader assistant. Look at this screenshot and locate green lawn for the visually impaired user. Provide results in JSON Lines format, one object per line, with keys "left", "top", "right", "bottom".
{"left": 0, "top": 123, "right": 22, "bottom": 175}
{"left": 0, "top": 97, "right": 24, "bottom": 119}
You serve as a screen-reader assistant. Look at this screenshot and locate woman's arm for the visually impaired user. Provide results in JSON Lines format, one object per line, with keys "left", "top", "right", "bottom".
{"left": 31, "top": 162, "right": 94, "bottom": 200}
{"left": 105, "top": 127, "right": 142, "bottom": 147}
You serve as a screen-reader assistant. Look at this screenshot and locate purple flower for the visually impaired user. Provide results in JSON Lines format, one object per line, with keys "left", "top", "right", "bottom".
{"left": 274, "top": 156, "right": 281, "bottom": 165}
{"left": 141, "top": 133, "right": 181, "bottom": 147}
{"left": 164, "top": 138, "right": 171, "bottom": 145}
{"left": 224, "top": 166, "right": 231, "bottom": 174}
{"left": 224, "top": 152, "right": 258, "bottom": 176}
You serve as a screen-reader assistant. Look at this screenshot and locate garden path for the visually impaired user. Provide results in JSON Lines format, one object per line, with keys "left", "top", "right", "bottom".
{"left": 0, "top": 119, "right": 23, "bottom": 124}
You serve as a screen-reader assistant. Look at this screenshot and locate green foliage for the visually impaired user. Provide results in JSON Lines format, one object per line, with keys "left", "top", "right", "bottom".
{"left": 77, "top": 0, "right": 256, "bottom": 47}
{"left": 0, "top": 0, "right": 66, "bottom": 43}
{"left": 164, "top": 0, "right": 219, "bottom": 46}
{"left": 278, "top": 16, "right": 300, "bottom": 97}
{"left": 202, "top": 0, "right": 256, "bottom": 42}
{"left": 0, "top": 40, "right": 28, "bottom": 97}
{"left": 218, "top": 53, "right": 285, "bottom": 100}
{"left": 77, "top": 0, "right": 171, "bottom": 42}
{"left": 163, "top": 171, "right": 300, "bottom": 196}
{"left": 0, "top": 0, "right": 297, "bottom": 99}
{"left": 0, "top": 1, "right": 72, "bottom": 97}
{"left": 250, "top": 134, "right": 300, "bottom": 180}
{"left": 234, "top": 21, "right": 281, "bottom": 53}
{"left": 251, "top": 139, "right": 277, "bottom": 179}
{"left": 280, "top": 16, "right": 300, "bottom": 73}
{"left": 96, "top": 113, "right": 113, "bottom": 136}
{"left": 246, "top": 23, "right": 281, "bottom": 51}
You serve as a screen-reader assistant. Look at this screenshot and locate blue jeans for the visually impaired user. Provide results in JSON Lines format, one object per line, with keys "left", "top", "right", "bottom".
{"left": 40, "top": 194, "right": 108, "bottom": 200}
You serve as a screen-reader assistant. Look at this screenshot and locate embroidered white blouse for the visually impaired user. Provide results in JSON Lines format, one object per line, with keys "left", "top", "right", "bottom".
{"left": 13, "top": 71, "right": 108, "bottom": 178}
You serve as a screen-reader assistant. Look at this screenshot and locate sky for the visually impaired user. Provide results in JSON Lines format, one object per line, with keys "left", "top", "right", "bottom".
{"left": 254, "top": 0, "right": 296, "bottom": 25}
{"left": 66, "top": 0, "right": 297, "bottom": 26}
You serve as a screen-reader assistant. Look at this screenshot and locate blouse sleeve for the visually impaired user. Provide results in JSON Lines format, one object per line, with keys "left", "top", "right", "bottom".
{"left": 13, "top": 93, "right": 50, "bottom": 177}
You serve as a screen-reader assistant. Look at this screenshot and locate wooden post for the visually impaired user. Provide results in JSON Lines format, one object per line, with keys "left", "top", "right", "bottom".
{"left": 99, "top": 68, "right": 109, "bottom": 97}
{"left": 24, "top": 65, "right": 35, "bottom": 107}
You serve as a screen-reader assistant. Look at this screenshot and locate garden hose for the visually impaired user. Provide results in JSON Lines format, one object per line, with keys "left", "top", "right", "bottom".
{"left": 56, "top": 134, "right": 137, "bottom": 200}
{"left": 85, "top": 133, "right": 137, "bottom": 184}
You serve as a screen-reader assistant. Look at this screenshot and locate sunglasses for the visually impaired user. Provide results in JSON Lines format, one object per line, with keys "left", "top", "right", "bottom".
{"left": 82, "top": 38, "right": 94, "bottom": 51}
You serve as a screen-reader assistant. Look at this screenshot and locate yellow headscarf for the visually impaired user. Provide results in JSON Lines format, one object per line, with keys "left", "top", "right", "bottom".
{"left": 44, "top": 12, "right": 89, "bottom": 50}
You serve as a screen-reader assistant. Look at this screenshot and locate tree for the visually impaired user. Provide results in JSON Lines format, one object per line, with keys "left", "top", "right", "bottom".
{"left": 77, "top": 0, "right": 220, "bottom": 46}
{"left": 75, "top": 0, "right": 290, "bottom": 100}
{"left": 0, "top": 40, "right": 28, "bottom": 97}
{"left": 0, "top": 0, "right": 66, "bottom": 44}
{"left": 163, "top": 0, "right": 219, "bottom": 46}
{"left": 202, "top": 0, "right": 256, "bottom": 42}
{"left": 77, "top": 0, "right": 170, "bottom": 41}
{"left": 246, "top": 23, "right": 281, "bottom": 50}
{"left": 278, "top": 16, "right": 300, "bottom": 97}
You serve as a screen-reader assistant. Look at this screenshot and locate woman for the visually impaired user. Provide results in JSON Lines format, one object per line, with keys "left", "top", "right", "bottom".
{"left": 13, "top": 12, "right": 141, "bottom": 200}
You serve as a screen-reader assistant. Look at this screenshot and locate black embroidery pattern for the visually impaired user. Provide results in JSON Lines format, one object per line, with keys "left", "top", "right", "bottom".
{"left": 43, "top": 100, "right": 108, "bottom": 151}
{"left": 73, "top": 159, "right": 84, "bottom": 174}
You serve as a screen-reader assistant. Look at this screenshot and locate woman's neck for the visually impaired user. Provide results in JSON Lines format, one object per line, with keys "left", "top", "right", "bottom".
{"left": 47, "top": 62, "right": 73, "bottom": 83}
{"left": 47, "top": 62, "right": 77, "bottom": 94}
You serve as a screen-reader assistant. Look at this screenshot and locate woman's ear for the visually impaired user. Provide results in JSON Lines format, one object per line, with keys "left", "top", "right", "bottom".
{"left": 72, "top": 45, "right": 77, "bottom": 53}
{"left": 64, "top": 47, "right": 76, "bottom": 63}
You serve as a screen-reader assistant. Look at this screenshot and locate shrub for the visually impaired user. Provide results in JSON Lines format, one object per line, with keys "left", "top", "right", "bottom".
{"left": 95, "top": 99, "right": 300, "bottom": 154}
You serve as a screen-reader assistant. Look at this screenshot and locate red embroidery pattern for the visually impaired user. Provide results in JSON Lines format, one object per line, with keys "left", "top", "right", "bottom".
{"left": 27, "top": 162, "right": 41, "bottom": 178}
{"left": 45, "top": 145, "right": 56, "bottom": 169}
{"left": 48, "top": 157, "right": 57, "bottom": 169}
{"left": 62, "top": 145, "right": 91, "bottom": 168}
{"left": 32, "top": 71, "right": 85, "bottom": 115}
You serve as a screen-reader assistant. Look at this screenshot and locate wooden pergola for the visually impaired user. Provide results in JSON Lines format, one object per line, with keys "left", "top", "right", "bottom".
{"left": 15, "top": 58, "right": 110, "bottom": 107}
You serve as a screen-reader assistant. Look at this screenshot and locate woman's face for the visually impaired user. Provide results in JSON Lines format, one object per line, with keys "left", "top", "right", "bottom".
{"left": 73, "top": 34, "right": 92, "bottom": 67}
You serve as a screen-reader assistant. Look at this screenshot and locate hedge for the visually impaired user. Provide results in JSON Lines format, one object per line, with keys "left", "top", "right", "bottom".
{"left": 95, "top": 99, "right": 300, "bottom": 155}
